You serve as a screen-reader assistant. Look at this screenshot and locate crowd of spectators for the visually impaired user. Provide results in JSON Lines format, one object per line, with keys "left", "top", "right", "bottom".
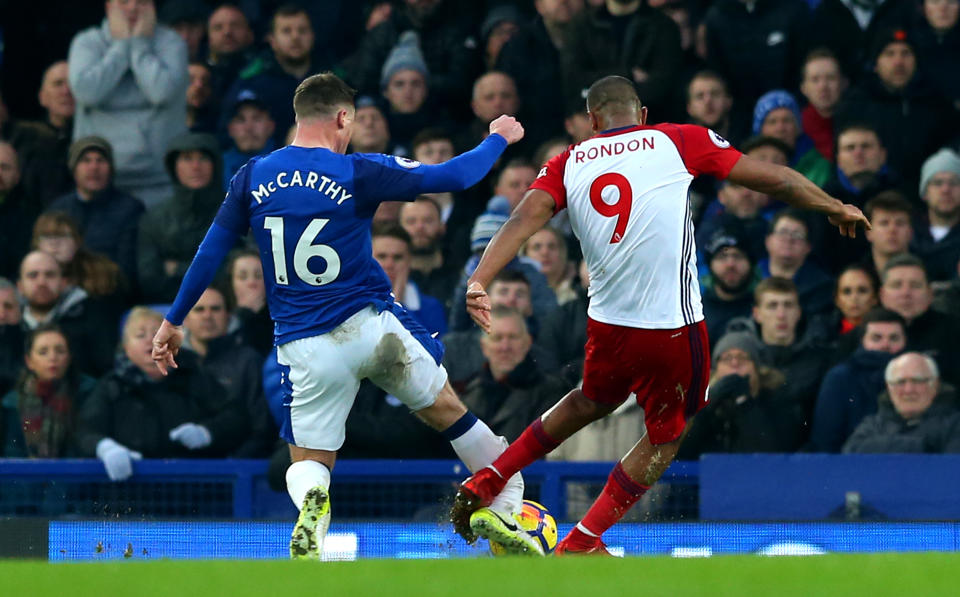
{"left": 4, "top": 0, "right": 960, "bottom": 480}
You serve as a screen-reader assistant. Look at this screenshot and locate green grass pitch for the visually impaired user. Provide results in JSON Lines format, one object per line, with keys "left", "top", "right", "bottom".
{"left": 4, "top": 553, "right": 959, "bottom": 597}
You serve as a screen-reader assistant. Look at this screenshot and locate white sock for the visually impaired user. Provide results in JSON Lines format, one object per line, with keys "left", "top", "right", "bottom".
{"left": 286, "top": 460, "right": 331, "bottom": 510}
{"left": 449, "top": 418, "right": 524, "bottom": 516}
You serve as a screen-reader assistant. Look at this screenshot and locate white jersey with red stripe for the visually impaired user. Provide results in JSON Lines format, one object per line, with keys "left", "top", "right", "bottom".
{"left": 530, "top": 123, "right": 742, "bottom": 330}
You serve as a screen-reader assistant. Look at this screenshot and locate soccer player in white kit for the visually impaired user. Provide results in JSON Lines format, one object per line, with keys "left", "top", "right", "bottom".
{"left": 451, "top": 75, "right": 870, "bottom": 554}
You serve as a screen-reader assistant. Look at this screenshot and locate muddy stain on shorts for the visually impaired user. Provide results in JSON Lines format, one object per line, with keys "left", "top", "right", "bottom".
{"left": 369, "top": 333, "right": 409, "bottom": 384}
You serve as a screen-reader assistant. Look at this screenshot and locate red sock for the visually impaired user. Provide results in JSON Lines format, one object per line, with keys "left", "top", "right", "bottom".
{"left": 490, "top": 418, "right": 560, "bottom": 479}
{"left": 578, "top": 462, "right": 650, "bottom": 538}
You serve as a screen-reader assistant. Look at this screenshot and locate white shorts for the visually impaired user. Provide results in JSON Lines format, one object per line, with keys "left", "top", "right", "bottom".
{"left": 276, "top": 305, "right": 448, "bottom": 451}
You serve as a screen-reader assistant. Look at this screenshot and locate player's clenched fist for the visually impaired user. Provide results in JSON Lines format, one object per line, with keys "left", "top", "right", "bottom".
{"left": 489, "top": 115, "right": 524, "bottom": 145}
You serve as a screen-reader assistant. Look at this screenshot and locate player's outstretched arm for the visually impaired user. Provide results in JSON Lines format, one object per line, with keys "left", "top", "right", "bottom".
{"left": 416, "top": 116, "right": 525, "bottom": 194}
{"left": 151, "top": 222, "right": 240, "bottom": 374}
{"left": 726, "top": 154, "right": 871, "bottom": 238}
{"left": 466, "top": 189, "right": 555, "bottom": 333}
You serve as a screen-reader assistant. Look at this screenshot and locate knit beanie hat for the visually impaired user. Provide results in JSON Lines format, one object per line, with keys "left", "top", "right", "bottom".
{"left": 380, "top": 31, "right": 429, "bottom": 90}
{"left": 712, "top": 332, "right": 763, "bottom": 368}
{"left": 68, "top": 136, "right": 113, "bottom": 172}
{"left": 919, "top": 148, "right": 960, "bottom": 196}
{"left": 752, "top": 90, "right": 802, "bottom": 135}
{"left": 470, "top": 212, "right": 509, "bottom": 252}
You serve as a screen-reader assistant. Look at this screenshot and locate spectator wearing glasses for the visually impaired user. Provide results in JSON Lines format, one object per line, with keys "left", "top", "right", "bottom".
{"left": 843, "top": 352, "right": 960, "bottom": 454}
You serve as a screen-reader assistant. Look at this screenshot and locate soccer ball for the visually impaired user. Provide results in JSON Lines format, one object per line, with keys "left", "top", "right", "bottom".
{"left": 489, "top": 500, "right": 558, "bottom": 555}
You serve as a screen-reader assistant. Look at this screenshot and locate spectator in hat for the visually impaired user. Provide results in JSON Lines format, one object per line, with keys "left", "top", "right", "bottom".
{"left": 678, "top": 331, "right": 806, "bottom": 457}
{"left": 380, "top": 31, "right": 443, "bottom": 155}
{"left": 223, "top": 90, "right": 276, "bottom": 188}
{"left": 911, "top": 148, "right": 960, "bottom": 282}
{"left": 481, "top": 5, "right": 523, "bottom": 71}
{"left": 68, "top": 0, "right": 189, "bottom": 209}
{"left": 138, "top": 133, "right": 225, "bottom": 302}
{"left": 46, "top": 137, "right": 144, "bottom": 282}
{"left": 835, "top": 27, "right": 955, "bottom": 189}
{"left": 447, "top": 211, "right": 557, "bottom": 332}
{"left": 752, "top": 90, "right": 832, "bottom": 187}
{"left": 700, "top": 228, "right": 759, "bottom": 349}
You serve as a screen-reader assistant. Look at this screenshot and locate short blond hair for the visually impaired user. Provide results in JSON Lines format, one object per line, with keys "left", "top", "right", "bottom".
{"left": 123, "top": 306, "right": 163, "bottom": 341}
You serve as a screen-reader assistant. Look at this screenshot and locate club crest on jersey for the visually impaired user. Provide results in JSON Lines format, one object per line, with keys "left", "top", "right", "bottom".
{"left": 708, "top": 129, "right": 730, "bottom": 149}
{"left": 538, "top": 166, "right": 547, "bottom": 178}
{"left": 394, "top": 156, "right": 421, "bottom": 169}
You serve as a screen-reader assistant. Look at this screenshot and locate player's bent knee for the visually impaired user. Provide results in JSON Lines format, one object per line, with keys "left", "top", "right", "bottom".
{"left": 288, "top": 444, "right": 337, "bottom": 470}
{"left": 414, "top": 381, "right": 467, "bottom": 431}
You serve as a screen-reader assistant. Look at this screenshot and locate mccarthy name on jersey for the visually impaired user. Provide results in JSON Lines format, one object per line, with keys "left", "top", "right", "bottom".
{"left": 202, "top": 136, "right": 507, "bottom": 346}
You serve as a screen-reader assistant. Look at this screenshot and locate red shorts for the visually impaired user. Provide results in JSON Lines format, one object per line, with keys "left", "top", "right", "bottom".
{"left": 581, "top": 318, "right": 710, "bottom": 445}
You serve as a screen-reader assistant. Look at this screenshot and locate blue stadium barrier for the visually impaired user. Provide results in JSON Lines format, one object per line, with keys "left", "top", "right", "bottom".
{"left": 700, "top": 454, "right": 960, "bottom": 521}
{"left": 0, "top": 459, "right": 698, "bottom": 521}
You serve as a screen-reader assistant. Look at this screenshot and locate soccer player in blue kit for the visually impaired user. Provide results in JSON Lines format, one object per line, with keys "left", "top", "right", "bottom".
{"left": 151, "top": 73, "right": 541, "bottom": 558}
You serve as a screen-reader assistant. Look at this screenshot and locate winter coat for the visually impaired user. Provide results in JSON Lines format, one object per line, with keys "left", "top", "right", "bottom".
{"left": 910, "top": 215, "right": 960, "bottom": 283}
{"left": 2, "top": 374, "right": 97, "bottom": 457}
{"left": 75, "top": 351, "right": 244, "bottom": 458}
{"left": 47, "top": 186, "right": 144, "bottom": 282}
{"left": 561, "top": 3, "right": 682, "bottom": 114}
{"left": 912, "top": 18, "right": 960, "bottom": 105}
{"left": 68, "top": 20, "right": 188, "bottom": 192}
{"left": 700, "top": 281, "right": 755, "bottom": 351}
{"left": 536, "top": 287, "right": 588, "bottom": 386}
{"left": 448, "top": 255, "right": 557, "bottom": 332}
{"left": 339, "top": 2, "right": 481, "bottom": 113}
{"left": 704, "top": 0, "right": 810, "bottom": 109}
{"left": 442, "top": 329, "right": 558, "bottom": 391}
{"left": 835, "top": 73, "right": 956, "bottom": 188}
{"left": 808, "top": 348, "right": 896, "bottom": 453}
{"left": 183, "top": 331, "right": 273, "bottom": 458}
{"left": 842, "top": 387, "right": 960, "bottom": 453}
{"left": 678, "top": 373, "right": 808, "bottom": 458}
{"left": 137, "top": 132, "right": 227, "bottom": 302}
{"left": 460, "top": 354, "right": 566, "bottom": 443}
{"left": 809, "top": 0, "right": 916, "bottom": 81}
{"left": 21, "top": 286, "right": 119, "bottom": 378}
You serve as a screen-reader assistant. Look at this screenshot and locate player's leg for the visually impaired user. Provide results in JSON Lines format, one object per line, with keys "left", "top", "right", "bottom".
{"left": 414, "top": 382, "right": 541, "bottom": 554}
{"left": 555, "top": 430, "right": 685, "bottom": 555}
{"left": 452, "top": 318, "right": 632, "bottom": 528}
{"left": 277, "top": 324, "right": 364, "bottom": 560}
{"left": 557, "top": 321, "right": 710, "bottom": 554}
{"left": 371, "top": 307, "right": 540, "bottom": 554}
{"left": 286, "top": 446, "right": 335, "bottom": 560}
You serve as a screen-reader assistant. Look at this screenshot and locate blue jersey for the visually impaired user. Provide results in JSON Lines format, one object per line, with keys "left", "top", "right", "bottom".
{"left": 166, "top": 134, "right": 508, "bottom": 345}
